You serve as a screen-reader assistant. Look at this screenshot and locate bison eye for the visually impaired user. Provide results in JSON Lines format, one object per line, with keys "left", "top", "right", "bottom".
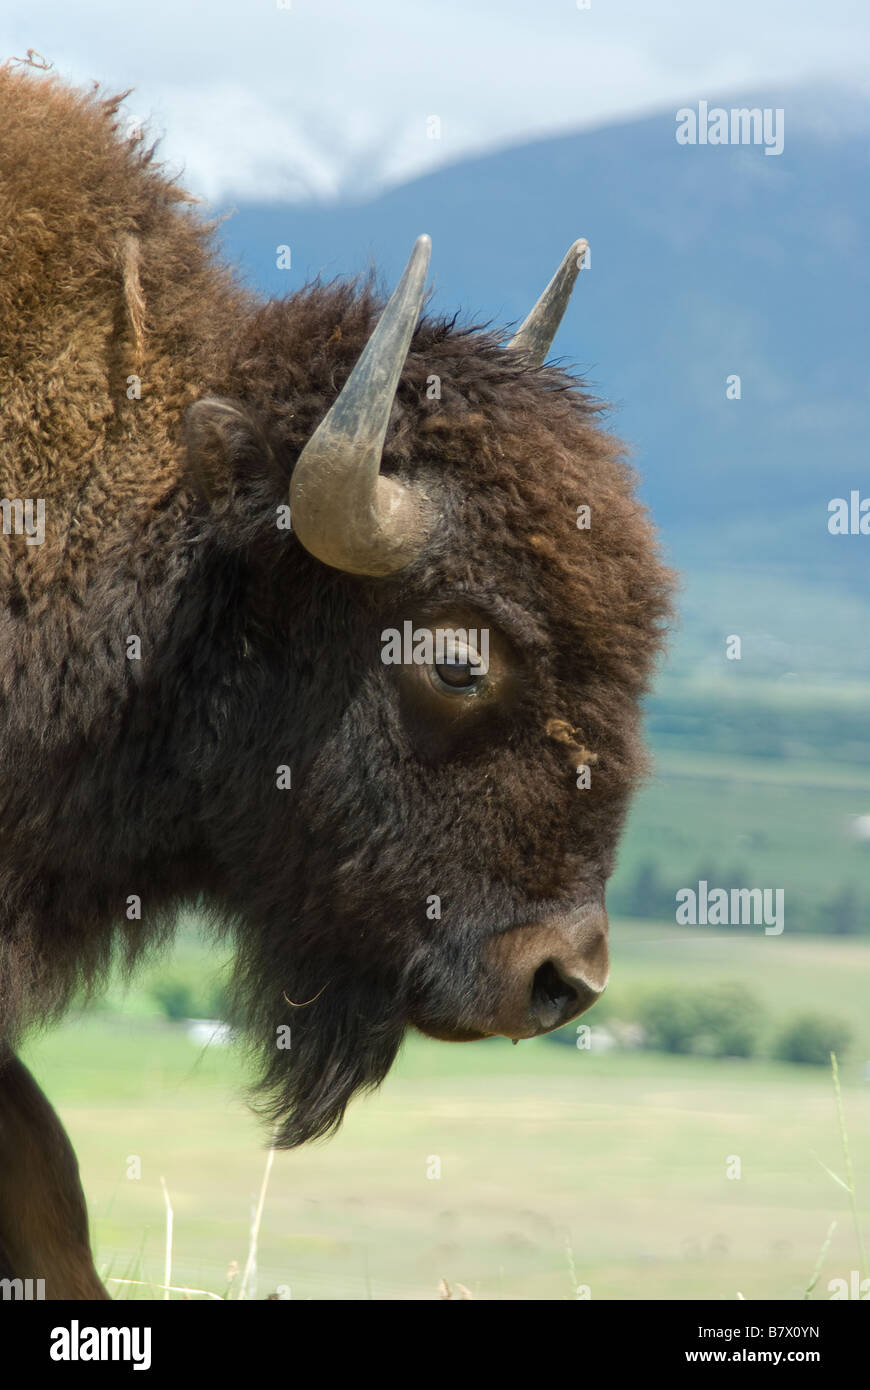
{"left": 429, "top": 640, "right": 486, "bottom": 695}
{"left": 431, "top": 661, "right": 479, "bottom": 692}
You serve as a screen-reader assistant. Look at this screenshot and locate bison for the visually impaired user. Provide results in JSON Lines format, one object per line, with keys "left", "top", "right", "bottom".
{"left": 0, "top": 67, "right": 673, "bottom": 1298}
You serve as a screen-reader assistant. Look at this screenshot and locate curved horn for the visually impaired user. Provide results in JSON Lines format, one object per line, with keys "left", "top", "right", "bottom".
{"left": 289, "top": 235, "right": 431, "bottom": 577}
{"left": 508, "top": 238, "right": 588, "bottom": 366}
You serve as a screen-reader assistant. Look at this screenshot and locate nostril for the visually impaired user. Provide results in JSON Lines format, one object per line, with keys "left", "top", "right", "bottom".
{"left": 529, "top": 958, "right": 603, "bottom": 1032}
{"left": 531, "top": 960, "right": 578, "bottom": 1026}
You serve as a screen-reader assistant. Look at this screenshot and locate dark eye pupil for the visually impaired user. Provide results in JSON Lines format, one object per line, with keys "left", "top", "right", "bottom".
{"left": 435, "top": 661, "right": 477, "bottom": 688}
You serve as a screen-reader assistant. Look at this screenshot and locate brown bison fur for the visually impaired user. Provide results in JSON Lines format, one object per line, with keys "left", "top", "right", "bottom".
{"left": 0, "top": 67, "right": 674, "bottom": 1163}
{"left": 0, "top": 1048, "right": 109, "bottom": 1298}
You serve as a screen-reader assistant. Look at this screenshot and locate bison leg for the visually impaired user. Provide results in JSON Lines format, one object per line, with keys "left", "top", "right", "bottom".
{"left": 0, "top": 1048, "right": 109, "bottom": 1299}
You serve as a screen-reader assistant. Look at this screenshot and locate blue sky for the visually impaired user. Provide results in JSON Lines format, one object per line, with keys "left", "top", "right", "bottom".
{"left": 5, "top": 0, "right": 869, "bottom": 202}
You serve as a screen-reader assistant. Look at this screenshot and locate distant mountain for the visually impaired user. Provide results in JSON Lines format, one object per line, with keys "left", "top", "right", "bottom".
{"left": 216, "top": 91, "right": 870, "bottom": 679}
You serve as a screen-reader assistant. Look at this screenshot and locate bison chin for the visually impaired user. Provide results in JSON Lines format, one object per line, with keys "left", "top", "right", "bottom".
{"left": 229, "top": 945, "right": 408, "bottom": 1149}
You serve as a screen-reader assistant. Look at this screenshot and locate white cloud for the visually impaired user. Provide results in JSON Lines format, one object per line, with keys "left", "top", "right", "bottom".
{"left": 4, "top": 0, "right": 869, "bottom": 203}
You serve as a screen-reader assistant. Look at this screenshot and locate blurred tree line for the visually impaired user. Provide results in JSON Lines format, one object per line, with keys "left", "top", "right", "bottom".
{"left": 647, "top": 685, "right": 870, "bottom": 764}
{"left": 610, "top": 859, "right": 868, "bottom": 936}
{"left": 550, "top": 981, "right": 852, "bottom": 1066}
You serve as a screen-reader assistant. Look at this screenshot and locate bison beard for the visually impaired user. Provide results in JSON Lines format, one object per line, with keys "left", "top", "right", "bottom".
{"left": 0, "top": 66, "right": 674, "bottom": 1293}
{"left": 231, "top": 927, "right": 408, "bottom": 1148}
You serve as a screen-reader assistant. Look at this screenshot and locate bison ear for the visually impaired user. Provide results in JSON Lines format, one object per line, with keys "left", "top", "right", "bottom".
{"left": 183, "top": 397, "right": 275, "bottom": 504}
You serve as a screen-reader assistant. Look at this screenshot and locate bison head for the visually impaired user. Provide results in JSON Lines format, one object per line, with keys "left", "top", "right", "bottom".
{"left": 182, "top": 237, "right": 673, "bottom": 1145}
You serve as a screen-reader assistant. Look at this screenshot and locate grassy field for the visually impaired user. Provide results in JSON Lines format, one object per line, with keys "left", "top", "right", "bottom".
{"left": 609, "top": 744, "right": 870, "bottom": 931}
{"left": 21, "top": 918, "right": 870, "bottom": 1301}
